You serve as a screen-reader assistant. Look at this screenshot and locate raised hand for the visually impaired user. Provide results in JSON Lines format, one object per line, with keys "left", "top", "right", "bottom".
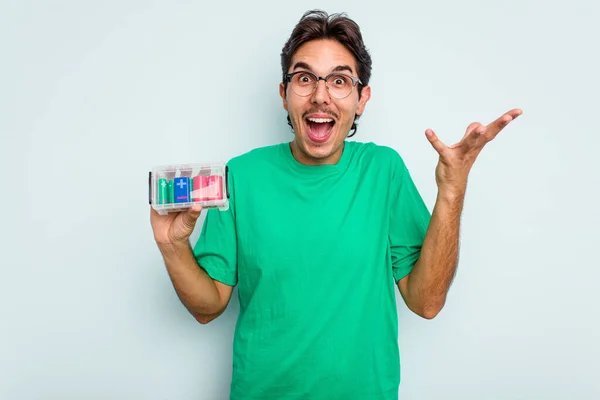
{"left": 425, "top": 108, "right": 523, "bottom": 196}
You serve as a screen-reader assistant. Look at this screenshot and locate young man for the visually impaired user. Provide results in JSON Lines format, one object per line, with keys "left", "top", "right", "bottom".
{"left": 150, "top": 10, "right": 522, "bottom": 400}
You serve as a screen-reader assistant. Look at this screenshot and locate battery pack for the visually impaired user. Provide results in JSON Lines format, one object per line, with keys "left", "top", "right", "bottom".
{"left": 149, "top": 163, "right": 229, "bottom": 215}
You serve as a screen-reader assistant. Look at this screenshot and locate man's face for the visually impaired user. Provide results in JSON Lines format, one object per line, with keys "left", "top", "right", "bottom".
{"left": 279, "top": 39, "right": 371, "bottom": 166}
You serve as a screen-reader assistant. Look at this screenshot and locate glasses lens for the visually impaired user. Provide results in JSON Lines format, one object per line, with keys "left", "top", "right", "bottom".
{"left": 290, "top": 72, "right": 316, "bottom": 97}
{"left": 326, "top": 74, "right": 353, "bottom": 99}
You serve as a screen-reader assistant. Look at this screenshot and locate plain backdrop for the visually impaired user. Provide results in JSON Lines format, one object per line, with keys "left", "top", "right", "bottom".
{"left": 1, "top": 0, "right": 599, "bottom": 399}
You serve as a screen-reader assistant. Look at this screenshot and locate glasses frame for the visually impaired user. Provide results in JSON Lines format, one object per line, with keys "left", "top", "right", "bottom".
{"left": 284, "top": 70, "right": 363, "bottom": 99}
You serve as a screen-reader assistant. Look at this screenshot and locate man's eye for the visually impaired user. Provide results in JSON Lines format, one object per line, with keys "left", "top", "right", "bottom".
{"left": 331, "top": 76, "right": 348, "bottom": 86}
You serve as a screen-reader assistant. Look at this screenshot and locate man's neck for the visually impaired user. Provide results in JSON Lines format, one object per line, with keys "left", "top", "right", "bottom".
{"left": 289, "top": 140, "right": 344, "bottom": 166}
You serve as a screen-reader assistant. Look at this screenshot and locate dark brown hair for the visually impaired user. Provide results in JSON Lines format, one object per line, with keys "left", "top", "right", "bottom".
{"left": 280, "top": 10, "right": 372, "bottom": 137}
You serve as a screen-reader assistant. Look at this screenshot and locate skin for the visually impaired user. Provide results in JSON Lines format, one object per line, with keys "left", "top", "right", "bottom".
{"left": 150, "top": 204, "right": 233, "bottom": 324}
{"left": 150, "top": 37, "right": 522, "bottom": 323}
{"left": 398, "top": 108, "right": 523, "bottom": 319}
{"left": 279, "top": 39, "right": 371, "bottom": 165}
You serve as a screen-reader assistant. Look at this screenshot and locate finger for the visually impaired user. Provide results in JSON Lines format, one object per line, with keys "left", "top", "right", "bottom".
{"left": 457, "top": 122, "right": 483, "bottom": 142}
{"left": 449, "top": 123, "right": 484, "bottom": 150}
{"left": 189, "top": 204, "right": 203, "bottom": 214}
{"left": 463, "top": 123, "right": 486, "bottom": 148}
{"left": 485, "top": 108, "right": 523, "bottom": 139}
{"left": 178, "top": 206, "right": 203, "bottom": 233}
{"left": 425, "top": 129, "right": 447, "bottom": 155}
{"left": 187, "top": 205, "right": 203, "bottom": 221}
{"left": 463, "top": 122, "right": 482, "bottom": 139}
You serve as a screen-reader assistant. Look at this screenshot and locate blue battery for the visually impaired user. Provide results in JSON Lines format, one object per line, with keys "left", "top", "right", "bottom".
{"left": 173, "top": 177, "right": 190, "bottom": 203}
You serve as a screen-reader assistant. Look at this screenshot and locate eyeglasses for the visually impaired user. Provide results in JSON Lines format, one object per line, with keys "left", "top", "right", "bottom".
{"left": 284, "top": 71, "right": 362, "bottom": 99}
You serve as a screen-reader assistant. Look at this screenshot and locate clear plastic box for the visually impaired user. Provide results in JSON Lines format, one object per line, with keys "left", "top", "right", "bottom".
{"left": 149, "top": 163, "right": 229, "bottom": 215}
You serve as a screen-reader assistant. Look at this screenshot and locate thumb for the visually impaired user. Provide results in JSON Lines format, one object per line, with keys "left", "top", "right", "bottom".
{"left": 179, "top": 205, "right": 203, "bottom": 232}
{"left": 425, "top": 129, "right": 447, "bottom": 155}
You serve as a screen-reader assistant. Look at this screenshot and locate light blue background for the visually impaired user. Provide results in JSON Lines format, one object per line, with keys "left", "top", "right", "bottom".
{"left": 2, "top": 0, "right": 599, "bottom": 399}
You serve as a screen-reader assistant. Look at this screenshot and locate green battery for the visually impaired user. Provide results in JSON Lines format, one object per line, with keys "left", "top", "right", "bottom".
{"left": 158, "top": 178, "right": 169, "bottom": 204}
{"left": 189, "top": 177, "right": 193, "bottom": 201}
{"left": 167, "top": 180, "right": 174, "bottom": 203}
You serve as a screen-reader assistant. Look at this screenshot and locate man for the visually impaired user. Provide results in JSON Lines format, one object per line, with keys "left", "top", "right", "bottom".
{"left": 150, "top": 10, "right": 522, "bottom": 400}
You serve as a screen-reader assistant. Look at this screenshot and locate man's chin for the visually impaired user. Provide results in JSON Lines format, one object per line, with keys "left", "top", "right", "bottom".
{"left": 295, "top": 137, "right": 343, "bottom": 164}
{"left": 302, "top": 135, "right": 333, "bottom": 152}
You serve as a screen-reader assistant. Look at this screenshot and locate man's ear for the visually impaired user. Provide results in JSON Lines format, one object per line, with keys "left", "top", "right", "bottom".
{"left": 279, "top": 82, "right": 288, "bottom": 111}
{"left": 356, "top": 85, "right": 371, "bottom": 116}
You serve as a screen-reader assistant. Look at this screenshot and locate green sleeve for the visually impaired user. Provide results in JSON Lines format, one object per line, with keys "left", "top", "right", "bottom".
{"left": 389, "top": 158, "right": 431, "bottom": 282}
{"left": 192, "top": 170, "right": 238, "bottom": 287}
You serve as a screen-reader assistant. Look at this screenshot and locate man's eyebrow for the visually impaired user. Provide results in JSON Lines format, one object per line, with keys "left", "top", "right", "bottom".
{"left": 331, "top": 65, "right": 354, "bottom": 74}
{"left": 292, "top": 62, "right": 355, "bottom": 74}
{"left": 292, "top": 62, "right": 312, "bottom": 71}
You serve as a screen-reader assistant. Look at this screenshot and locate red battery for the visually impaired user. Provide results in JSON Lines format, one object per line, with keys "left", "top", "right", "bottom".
{"left": 205, "top": 175, "right": 223, "bottom": 200}
{"left": 192, "top": 175, "right": 202, "bottom": 201}
{"left": 192, "top": 175, "right": 223, "bottom": 201}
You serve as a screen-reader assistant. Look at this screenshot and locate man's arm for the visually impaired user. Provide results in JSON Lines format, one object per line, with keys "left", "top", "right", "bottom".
{"left": 159, "top": 241, "right": 233, "bottom": 324}
{"left": 398, "top": 108, "right": 522, "bottom": 319}
{"left": 397, "top": 189, "right": 464, "bottom": 319}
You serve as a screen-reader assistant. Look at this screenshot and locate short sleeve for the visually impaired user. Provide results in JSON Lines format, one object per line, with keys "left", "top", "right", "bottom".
{"left": 192, "top": 168, "right": 238, "bottom": 287}
{"left": 389, "top": 159, "right": 431, "bottom": 282}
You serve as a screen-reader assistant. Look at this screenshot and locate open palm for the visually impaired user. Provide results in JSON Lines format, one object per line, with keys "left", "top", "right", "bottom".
{"left": 425, "top": 108, "right": 523, "bottom": 193}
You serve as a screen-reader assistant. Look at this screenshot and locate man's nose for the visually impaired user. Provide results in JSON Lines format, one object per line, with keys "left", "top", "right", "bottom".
{"left": 311, "top": 79, "right": 331, "bottom": 104}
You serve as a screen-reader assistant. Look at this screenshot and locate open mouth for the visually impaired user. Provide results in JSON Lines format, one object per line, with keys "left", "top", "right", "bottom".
{"left": 305, "top": 117, "right": 335, "bottom": 143}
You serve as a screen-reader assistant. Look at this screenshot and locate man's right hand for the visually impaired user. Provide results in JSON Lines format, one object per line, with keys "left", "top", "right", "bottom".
{"left": 149, "top": 204, "right": 232, "bottom": 324}
{"left": 150, "top": 204, "right": 203, "bottom": 248}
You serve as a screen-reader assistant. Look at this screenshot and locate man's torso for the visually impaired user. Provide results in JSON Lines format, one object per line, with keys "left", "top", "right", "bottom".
{"left": 225, "top": 141, "right": 403, "bottom": 400}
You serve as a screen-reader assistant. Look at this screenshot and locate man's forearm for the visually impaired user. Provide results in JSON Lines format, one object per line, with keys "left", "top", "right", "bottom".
{"left": 406, "top": 108, "right": 522, "bottom": 318}
{"left": 159, "top": 242, "right": 223, "bottom": 318}
{"left": 403, "top": 189, "right": 465, "bottom": 318}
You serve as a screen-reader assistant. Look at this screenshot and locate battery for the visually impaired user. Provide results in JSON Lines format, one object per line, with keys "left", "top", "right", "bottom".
{"left": 173, "top": 177, "right": 190, "bottom": 203}
{"left": 192, "top": 175, "right": 202, "bottom": 201}
{"left": 168, "top": 180, "right": 174, "bottom": 203}
{"left": 203, "top": 175, "right": 223, "bottom": 200}
{"left": 158, "top": 178, "right": 169, "bottom": 204}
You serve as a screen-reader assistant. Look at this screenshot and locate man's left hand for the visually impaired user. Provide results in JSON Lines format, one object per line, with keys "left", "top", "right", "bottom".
{"left": 425, "top": 108, "right": 523, "bottom": 197}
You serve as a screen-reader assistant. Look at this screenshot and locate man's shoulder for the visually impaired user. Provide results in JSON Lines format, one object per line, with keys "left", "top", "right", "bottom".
{"left": 349, "top": 141, "right": 407, "bottom": 169}
{"left": 227, "top": 143, "right": 285, "bottom": 170}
